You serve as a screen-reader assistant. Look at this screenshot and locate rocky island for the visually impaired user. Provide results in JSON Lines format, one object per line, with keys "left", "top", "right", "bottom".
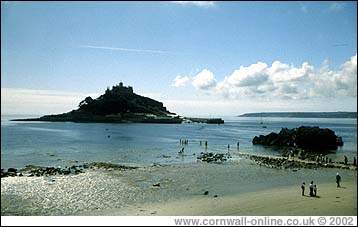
{"left": 252, "top": 126, "right": 343, "bottom": 150}
{"left": 12, "top": 82, "right": 224, "bottom": 124}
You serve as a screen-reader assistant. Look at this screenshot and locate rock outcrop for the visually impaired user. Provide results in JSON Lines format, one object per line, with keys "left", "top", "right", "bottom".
{"left": 197, "top": 152, "right": 231, "bottom": 163}
{"left": 252, "top": 126, "right": 343, "bottom": 151}
{"left": 1, "top": 162, "right": 138, "bottom": 178}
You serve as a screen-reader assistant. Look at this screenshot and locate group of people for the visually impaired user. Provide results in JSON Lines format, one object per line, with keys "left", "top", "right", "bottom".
{"left": 199, "top": 140, "right": 208, "bottom": 148}
{"left": 227, "top": 142, "right": 240, "bottom": 151}
{"left": 184, "top": 140, "right": 241, "bottom": 149}
{"left": 300, "top": 173, "right": 343, "bottom": 197}
{"left": 180, "top": 139, "right": 241, "bottom": 154}
{"left": 344, "top": 155, "right": 357, "bottom": 166}
{"left": 301, "top": 181, "right": 318, "bottom": 197}
{"left": 180, "top": 139, "right": 188, "bottom": 145}
{"left": 315, "top": 155, "right": 332, "bottom": 164}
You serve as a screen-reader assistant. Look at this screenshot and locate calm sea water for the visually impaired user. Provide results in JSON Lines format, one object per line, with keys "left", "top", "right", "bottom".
{"left": 1, "top": 115, "right": 357, "bottom": 169}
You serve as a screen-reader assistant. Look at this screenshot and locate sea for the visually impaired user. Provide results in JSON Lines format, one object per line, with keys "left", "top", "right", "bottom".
{"left": 1, "top": 115, "right": 357, "bottom": 169}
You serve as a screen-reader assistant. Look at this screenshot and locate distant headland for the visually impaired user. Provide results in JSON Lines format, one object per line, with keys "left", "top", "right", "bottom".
{"left": 238, "top": 112, "right": 357, "bottom": 118}
{"left": 12, "top": 82, "right": 224, "bottom": 124}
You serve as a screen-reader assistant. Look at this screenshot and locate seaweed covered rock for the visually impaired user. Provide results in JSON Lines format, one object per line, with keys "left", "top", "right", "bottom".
{"left": 197, "top": 152, "right": 231, "bottom": 163}
{"left": 252, "top": 126, "right": 343, "bottom": 150}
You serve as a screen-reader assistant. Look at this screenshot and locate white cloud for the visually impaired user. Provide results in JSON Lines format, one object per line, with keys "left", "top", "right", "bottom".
{"left": 174, "top": 54, "right": 357, "bottom": 101}
{"left": 172, "top": 75, "right": 190, "bottom": 87}
{"left": 192, "top": 69, "right": 216, "bottom": 90}
{"left": 268, "top": 61, "right": 314, "bottom": 82}
{"left": 171, "top": 1, "right": 215, "bottom": 7}
{"left": 226, "top": 62, "right": 269, "bottom": 87}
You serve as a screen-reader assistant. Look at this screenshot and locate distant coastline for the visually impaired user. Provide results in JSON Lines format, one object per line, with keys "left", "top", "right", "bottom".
{"left": 238, "top": 112, "right": 357, "bottom": 118}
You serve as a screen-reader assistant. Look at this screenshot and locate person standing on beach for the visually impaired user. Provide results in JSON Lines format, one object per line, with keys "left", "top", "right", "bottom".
{"left": 179, "top": 147, "right": 184, "bottom": 154}
{"left": 336, "top": 173, "right": 341, "bottom": 187}
{"left": 313, "top": 185, "right": 317, "bottom": 197}
{"left": 344, "top": 156, "right": 348, "bottom": 165}
{"left": 301, "top": 182, "right": 305, "bottom": 196}
{"left": 309, "top": 181, "right": 314, "bottom": 196}
{"left": 237, "top": 141, "right": 240, "bottom": 150}
{"left": 227, "top": 144, "right": 230, "bottom": 151}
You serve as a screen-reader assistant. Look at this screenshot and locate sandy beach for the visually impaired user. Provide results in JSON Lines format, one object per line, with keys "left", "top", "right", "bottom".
{"left": 2, "top": 158, "right": 356, "bottom": 216}
{"left": 99, "top": 181, "right": 356, "bottom": 216}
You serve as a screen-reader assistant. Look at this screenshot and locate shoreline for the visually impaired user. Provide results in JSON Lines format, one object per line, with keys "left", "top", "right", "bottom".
{"left": 2, "top": 150, "right": 356, "bottom": 178}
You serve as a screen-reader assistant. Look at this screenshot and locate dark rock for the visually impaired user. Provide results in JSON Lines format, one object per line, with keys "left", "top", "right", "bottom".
{"left": 74, "top": 169, "right": 83, "bottom": 174}
{"left": 89, "top": 162, "right": 138, "bottom": 170}
{"left": 63, "top": 169, "right": 71, "bottom": 175}
{"left": 203, "top": 191, "right": 209, "bottom": 195}
{"left": 252, "top": 126, "right": 343, "bottom": 151}
{"left": 213, "top": 195, "right": 218, "bottom": 198}
{"left": 153, "top": 183, "right": 160, "bottom": 187}
{"left": 336, "top": 137, "right": 344, "bottom": 146}
{"left": 197, "top": 152, "right": 230, "bottom": 163}
{"left": 7, "top": 168, "right": 17, "bottom": 173}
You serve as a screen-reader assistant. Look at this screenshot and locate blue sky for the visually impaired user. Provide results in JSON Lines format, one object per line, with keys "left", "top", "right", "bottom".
{"left": 1, "top": 1, "right": 357, "bottom": 116}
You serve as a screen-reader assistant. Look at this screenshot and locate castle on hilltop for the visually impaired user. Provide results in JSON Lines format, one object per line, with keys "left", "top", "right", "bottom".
{"left": 106, "top": 82, "right": 133, "bottom": 95}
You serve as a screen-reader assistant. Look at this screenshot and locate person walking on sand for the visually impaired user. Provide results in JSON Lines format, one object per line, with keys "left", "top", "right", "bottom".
{"left": 313, "top": 184, "right": 317, "bottom": 197}
{"left": 301, "top": 182, "right": 305, "bottom": 196}
{"left": 336, "top": 173, "right": 341, "bottom": 188}
{"left": 344, "top": 156, "right": 348, "bottom": 165}
{"left": 179, "top": 147, "right": 184, "bottom": 154}
{"left": 309, "top": 181, "right": 314, "bottom": 196}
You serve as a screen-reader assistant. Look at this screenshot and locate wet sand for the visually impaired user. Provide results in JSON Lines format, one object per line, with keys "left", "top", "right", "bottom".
{"left": 99, "top": 181, "right": 356, "bottom": 216}
{"left": 2, "top": 159, "right": 357, "bottom": 216}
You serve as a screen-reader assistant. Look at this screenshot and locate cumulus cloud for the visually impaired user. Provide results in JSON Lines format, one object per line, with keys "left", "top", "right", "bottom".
{"left": 192, "top": 69, "right": 216, "bottom": 90}
{"left": 226, "top": 62, "right": 269, "bottom": 87}
{"left": 174, "top": 54, "right": 357, "bottom": 101}
{"left": 268, "top": 61, "right": 314, "bottom": 82}
{"left": 310, "top": 54, "right": 357, "bottom": 98}
{"left": 172, "top": 75, "right": 190, "bottom": 87}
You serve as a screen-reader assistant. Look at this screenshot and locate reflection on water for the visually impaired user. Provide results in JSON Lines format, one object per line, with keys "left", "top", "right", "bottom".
{"left": 1, "top": 115, "right": 357, "bottom": 169}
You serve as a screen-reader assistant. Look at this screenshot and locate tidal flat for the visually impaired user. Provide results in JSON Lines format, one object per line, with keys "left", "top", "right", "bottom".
{"left": 1, "top": 158, "right": 356, "bottom": 216}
